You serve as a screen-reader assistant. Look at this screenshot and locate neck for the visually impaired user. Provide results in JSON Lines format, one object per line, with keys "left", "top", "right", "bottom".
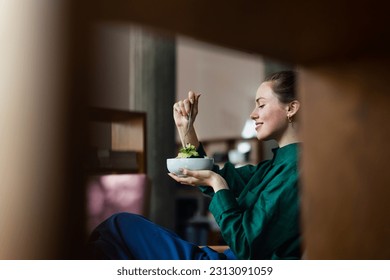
{"left": 277, "top": 123, "right": 300, "bottom": 147}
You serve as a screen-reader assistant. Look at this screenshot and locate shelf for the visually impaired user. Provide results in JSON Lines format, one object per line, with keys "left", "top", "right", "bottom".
{"left": 87, "top": 107, "right": 147, "bottom": 174}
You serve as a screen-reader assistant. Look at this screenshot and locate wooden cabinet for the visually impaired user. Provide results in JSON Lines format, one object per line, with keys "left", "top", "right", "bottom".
{"left": 86, "top": 107, "right": 147, "bottom": 174}
{"left": 85, "top": 108, "right": 150, "bottom": 231}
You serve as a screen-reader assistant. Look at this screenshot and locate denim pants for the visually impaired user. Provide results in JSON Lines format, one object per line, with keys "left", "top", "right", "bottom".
{"left": 87, "top": 212, "right": 236, "bottom": 260}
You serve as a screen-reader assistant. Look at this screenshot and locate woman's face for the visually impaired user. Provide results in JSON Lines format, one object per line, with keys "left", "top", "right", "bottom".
{"left": 250, "top": 81, "right": 289, "bottom": 142}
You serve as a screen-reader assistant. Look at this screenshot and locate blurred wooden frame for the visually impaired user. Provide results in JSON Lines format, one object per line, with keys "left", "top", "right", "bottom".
{"left": 2, "top": 0, "right": 389, "bottom": 259}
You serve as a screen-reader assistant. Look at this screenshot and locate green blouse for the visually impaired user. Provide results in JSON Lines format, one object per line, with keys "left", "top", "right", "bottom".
{"left": 198, "top": 142, "right": 301, "bottom": 260}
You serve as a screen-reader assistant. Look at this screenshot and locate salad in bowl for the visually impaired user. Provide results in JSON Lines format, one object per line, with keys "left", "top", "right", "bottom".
{"left": 167, "top": 144, "right": 214, "bottom": 176}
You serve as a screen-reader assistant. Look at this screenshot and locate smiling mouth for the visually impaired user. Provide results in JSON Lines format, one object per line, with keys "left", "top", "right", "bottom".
{"left": 255, "top": 122, "right": 263, "bottom": 130}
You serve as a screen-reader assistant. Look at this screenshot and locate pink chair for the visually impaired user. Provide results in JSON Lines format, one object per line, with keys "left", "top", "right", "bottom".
{"left": 86, "top": 173, "right": 150, "bottom": 233}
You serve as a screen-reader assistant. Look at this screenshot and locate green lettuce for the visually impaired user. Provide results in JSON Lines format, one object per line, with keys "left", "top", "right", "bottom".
{"left": 177, "top": 143, "right": 199, "bottom": 158}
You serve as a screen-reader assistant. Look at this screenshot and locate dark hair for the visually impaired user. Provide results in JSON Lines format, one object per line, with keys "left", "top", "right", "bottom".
{"left": 264, "top": 70, "right": 297, "bottom": 104}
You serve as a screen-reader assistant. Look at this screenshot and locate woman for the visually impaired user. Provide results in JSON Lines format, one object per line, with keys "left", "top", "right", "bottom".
{"left": 87, "top": 70, "right": 302, "bottom": 260}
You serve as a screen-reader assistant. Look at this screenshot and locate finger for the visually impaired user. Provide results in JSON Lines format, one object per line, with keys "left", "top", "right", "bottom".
{"left": 189, "top": 91, "right": 201, "bottom": 104}
{"left": 182, "top": 169, "right": 197, "bottom": 178}
{"left": 188, "top": 91, "right": 196, "bottom": 104}
{"left": 183, "top": 177, "right": 198, "bottom": 187}
{"left": 173, "top": 103, "right": 181, "bottom": 114}
{"left": 194, "top": 93, "right": 201, "bottom": 113}
{"left": 168, "top": 173, "right": 187, "bottom": 184}
{"left": 177, "top": 100, "right": 188, "bottom": 116}
{"left": 183, "top": 99, "right": 191, "bottom": 115}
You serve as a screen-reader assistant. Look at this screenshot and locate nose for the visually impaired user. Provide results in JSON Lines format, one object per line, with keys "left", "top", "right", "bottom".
{"left": 250, "top": 108, "right": 258, "bottom": 120}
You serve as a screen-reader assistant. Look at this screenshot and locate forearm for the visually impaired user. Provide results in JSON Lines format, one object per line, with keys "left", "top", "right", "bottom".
{"left": 177, "top": 124, "right": 200, "bottom": 149}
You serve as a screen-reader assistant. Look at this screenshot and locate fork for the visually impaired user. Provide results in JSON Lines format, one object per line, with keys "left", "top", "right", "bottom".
{"left": 185, "top": 102, "right": 192, "bottom": 136}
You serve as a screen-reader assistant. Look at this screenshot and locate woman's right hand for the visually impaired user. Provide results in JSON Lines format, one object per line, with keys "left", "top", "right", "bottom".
{"left": 168, "top": 169, "right": 229, "bottom": 193}
{"left": 173, "top": 91, "right": 201, "bottom": 129}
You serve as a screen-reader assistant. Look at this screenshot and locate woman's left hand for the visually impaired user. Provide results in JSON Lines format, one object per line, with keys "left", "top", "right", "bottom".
{"left": 168, "top": 169, "right": 229, "bottom": 193}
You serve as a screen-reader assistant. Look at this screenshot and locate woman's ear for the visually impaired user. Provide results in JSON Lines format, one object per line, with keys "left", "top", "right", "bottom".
{"left": 287, "top": 100, "right": 300, "bottom": 117}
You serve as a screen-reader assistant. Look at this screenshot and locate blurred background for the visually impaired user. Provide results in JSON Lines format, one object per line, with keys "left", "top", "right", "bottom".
{"left": 85, "top": 22, "right": 290, "bottom": 247}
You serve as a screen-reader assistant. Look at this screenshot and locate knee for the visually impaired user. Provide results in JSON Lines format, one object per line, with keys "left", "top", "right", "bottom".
{"left": 111, "top": 212, "right": 145, "bottom": 223}
{"left": 91, "top": 212, "right": 145, "bottom": 232}
{"left": 107, "top": 212, "right": 150, "bottom": 229}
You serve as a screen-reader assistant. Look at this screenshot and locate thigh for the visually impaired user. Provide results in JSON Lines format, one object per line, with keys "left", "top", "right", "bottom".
{"left": 87, "top": 212, "right": 227, "bottom": 260}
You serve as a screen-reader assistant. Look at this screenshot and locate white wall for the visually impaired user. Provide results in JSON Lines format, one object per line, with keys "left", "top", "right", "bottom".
{"left": 176, "top": 36, "right": 265, "bottom": 141}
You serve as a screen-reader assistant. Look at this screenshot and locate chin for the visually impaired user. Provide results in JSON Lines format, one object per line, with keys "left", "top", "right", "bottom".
{"left": 256, "top": 134, "right": 268, "bottom": 141}
{"left": 256, "top": 132, "right": 273, "bottom": 142}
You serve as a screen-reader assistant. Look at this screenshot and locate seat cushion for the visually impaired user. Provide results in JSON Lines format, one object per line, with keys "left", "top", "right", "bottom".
{"left": 86, "top": 173, "right": 150, "bottom": 233}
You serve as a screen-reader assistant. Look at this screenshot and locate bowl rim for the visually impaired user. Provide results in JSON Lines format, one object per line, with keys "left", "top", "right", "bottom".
{"left": 167, "top": 157, "right": 213, "bottom": 161}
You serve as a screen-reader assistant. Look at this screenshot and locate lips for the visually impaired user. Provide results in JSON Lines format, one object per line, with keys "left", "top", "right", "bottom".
{"left": 255, "top": 122, "right": 263, "bottom": 130}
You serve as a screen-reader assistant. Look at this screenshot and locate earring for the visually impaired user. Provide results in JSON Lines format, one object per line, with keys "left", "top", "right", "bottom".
{"left": 287, "top": 115, "right": 293, "bottom": 123}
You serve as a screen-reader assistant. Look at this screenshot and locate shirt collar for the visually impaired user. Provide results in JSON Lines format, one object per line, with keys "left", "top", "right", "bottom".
{"left": 271, "top": 142, "right": 300, "bottom": 165}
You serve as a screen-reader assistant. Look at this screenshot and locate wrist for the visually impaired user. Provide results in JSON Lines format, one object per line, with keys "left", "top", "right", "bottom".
{"left": 211, "top": 175, "right": 228, "bottom": 193}
{"left": 177, "top": 124, "right": 191, "bottom": 136}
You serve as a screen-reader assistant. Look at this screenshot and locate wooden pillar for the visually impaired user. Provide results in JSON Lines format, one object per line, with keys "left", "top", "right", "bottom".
{"left": 0, "top": 0, "right": 85, "bottom": 258}
{"left": 299, "top": 57, "right": 390, "bottom": 259}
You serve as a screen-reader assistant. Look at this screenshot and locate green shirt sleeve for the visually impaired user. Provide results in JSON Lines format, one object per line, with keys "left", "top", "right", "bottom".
{"left": 196, "top": 142, "right": 265, "bottom": 197}
{"left": 209, "top": 162, "right": 300, "bottom": 260}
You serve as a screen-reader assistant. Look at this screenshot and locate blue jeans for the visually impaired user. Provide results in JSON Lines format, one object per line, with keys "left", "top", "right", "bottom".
{"left": 87, "top": 212, "right": 236, "bottom": 260}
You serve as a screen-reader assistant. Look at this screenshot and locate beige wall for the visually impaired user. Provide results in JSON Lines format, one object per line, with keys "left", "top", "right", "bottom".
{"left": 176, "top": 36, "right": 265, "bottom": 141}
{"left": 89, "top": 30, "right": 266, "bottom": 143}
{"left": 88, "top": 23, "right": 131, "bottom": 110}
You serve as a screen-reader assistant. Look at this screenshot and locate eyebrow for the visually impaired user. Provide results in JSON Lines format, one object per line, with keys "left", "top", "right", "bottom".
{"left": 255, "top": 97, "right": 266, "bottom": 104}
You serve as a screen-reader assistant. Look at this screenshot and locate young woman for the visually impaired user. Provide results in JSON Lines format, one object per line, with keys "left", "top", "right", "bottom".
{"left": 87, "top": 70, "right": 302, "bottom": 260}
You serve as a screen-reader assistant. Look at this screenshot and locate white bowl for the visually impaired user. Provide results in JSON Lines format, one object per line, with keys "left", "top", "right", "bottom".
{"left": 167, "top": 157, "right": 214, "bottom": 176}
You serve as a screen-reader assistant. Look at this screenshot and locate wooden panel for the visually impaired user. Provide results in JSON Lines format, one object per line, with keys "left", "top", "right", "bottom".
{"left": 112, "top": 119, "right": 144, "bottom": 151}
{"left": 83, "top": 0, "right": 390, "bottom": 64}
{"left": 299, "top": 58, "right": 390, "bottom": 259}
{"left": 88, "top": 107, "right": 147, "bottom": 173}
{"left": 1, "top": 0, "right": 86, "bottom": 259}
